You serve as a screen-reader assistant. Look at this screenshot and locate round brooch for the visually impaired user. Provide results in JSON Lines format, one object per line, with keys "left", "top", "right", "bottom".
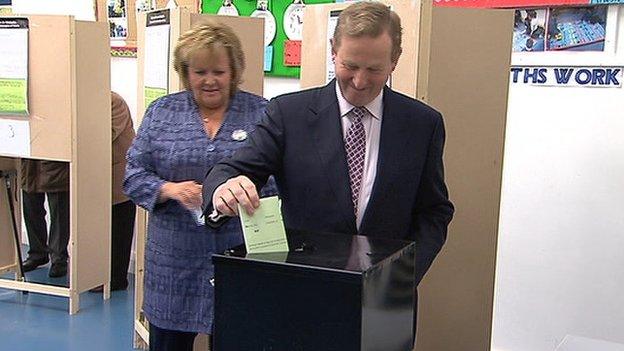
{"left": 231, "top": 129, "right": 248, "bottom": 141}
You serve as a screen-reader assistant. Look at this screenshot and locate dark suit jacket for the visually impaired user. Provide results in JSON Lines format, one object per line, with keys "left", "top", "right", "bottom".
{"left": 203, "top": 80, "right": 454, "bottom": 285}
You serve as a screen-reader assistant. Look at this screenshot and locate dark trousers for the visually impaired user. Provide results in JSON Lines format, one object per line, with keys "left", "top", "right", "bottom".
{"left": 111, "top": 200, "right": 136, "bottom": 289}
{"left": 22, "top": 190, "right": 69, "bottom": 264}
{"left": 149, "top": 324, "right": 198, "bottom": 351}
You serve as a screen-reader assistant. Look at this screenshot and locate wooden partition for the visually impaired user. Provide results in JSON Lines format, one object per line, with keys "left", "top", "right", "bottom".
{"left": 0, "top": 15, "right": 111, "bottom": 314}
{"left": 0, "top": 158, "right": 20, "bottom": 276}
{"left": 302, "top": 3, "right": 512, "bottom": 351}
{"left": 133, "top": 10, "right": 264, "bottom": 349}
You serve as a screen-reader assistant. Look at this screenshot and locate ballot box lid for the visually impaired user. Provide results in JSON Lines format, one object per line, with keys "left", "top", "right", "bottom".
{"left": 212, "top": 229, "right": 414, "bottom": 276}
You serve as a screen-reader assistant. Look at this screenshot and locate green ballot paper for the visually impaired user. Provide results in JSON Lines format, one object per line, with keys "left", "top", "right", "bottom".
{"left": 238, "top": 196, "right": 289, "bottom": 253}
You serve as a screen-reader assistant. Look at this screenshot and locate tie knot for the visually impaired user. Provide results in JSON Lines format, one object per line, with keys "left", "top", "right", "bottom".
{"left": 350, "top": 107, "right": 365, "bottom": 122}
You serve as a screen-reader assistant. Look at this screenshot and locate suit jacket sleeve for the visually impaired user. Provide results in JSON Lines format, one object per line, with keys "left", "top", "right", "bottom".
{"left": 412, "top": 113, "right": 454, "bottom": 285}
{"left": 202, "top": 98, "right": 285, "bottom": 216}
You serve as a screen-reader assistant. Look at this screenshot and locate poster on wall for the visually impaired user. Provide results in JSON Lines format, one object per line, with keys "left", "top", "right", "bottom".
{"left": 513, "top": 9, "right": 547, "bottom": 51}
{"left": 547, "top": 6, "right": 607, "bottom": 51}
{"left": 136, "top": 0, "right": 154, "bottom": 12}
{"left": 0, "top": 0, "right": 10, "bottom": 15}
{"left": 108, "top": 0, "right": 128, "bottom": 40}
{"left": 0, "top": 18, "right": 29, "bottom": 116}
{"left": 512, "top": 6, "right": 607, "bottom": 52}
{"left": 143, "top": 9, "right": 170, "bottom": 108}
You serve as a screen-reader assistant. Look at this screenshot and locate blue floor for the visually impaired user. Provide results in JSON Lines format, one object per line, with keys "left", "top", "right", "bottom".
{"left": 0, "top": 263, "right": 140, "bottom": 351}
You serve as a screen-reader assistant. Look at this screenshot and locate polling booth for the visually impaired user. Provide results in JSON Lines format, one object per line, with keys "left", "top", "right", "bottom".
{"left": 132, "top": 8, "right": 265, "bottom": 349}
{"left": 0, "top": 15, "right": 111, "bottom": 314}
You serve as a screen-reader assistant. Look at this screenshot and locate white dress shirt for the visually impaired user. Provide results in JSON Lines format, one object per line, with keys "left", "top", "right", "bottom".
{"left": 335, "top": 84, "right": 383, "bottom": 230}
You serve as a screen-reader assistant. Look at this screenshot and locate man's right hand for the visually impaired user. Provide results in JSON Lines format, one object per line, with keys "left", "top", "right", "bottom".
{"left": 213, "top": 175, "right": 260, "bottom": 216}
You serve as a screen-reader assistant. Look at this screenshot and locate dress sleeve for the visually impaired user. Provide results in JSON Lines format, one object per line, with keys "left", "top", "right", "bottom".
{"left": 123, "top": 105, "right": 166, "bottom": 212}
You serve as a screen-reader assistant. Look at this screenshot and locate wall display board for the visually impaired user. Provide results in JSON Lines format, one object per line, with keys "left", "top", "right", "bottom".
{"left": 0, "top": 15, "right": 111, "bottom": 314}
{"left": 513, "top": 6, "right": 608, "bottom": 52}
{"left": 435, "top": 0, "right": 624, "bottom": 7}
{"left": 302, "top": 3, "right": 513, "bottom": 351}
{"left": 203, "top": 0, "right": 334, "bottom": 78}
{"left": 133, "top": 10, "right": 264, "bottom": 348}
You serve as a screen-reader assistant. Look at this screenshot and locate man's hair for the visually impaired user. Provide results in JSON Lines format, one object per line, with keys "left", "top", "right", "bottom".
{"left": 173, "top": 20, "right": 245, "bottom": 94}
{"left": 332, "top": 1, "right": 403, "bottom": 63}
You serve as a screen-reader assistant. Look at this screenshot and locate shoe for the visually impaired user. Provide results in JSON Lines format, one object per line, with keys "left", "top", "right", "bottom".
{"left": 48, "top": 262, "right": 67, "bottom": 278}
{"left": 22, "top": 257, "right": 49, "bottom": 272}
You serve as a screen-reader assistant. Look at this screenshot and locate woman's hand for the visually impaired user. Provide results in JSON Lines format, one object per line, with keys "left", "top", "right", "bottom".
{"left": 159, "top": 181, "right": 203, "bottom": 210}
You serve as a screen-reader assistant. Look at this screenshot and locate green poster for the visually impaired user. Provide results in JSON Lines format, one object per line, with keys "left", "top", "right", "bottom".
{"left": 0, "top": 78, "right": 27, "bottom": 115}
{"left": 144, "top": 86, "right": 167, "bottom": 107}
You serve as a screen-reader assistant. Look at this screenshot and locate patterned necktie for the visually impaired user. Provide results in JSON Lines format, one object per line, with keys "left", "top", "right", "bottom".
{"left": 344, "top": 107, "right": 366, "bottom": 216}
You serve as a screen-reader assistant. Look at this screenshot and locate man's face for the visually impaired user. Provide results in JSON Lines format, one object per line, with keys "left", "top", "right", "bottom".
{"left": 332, "top": 32, "right": 396, "bottom": 107}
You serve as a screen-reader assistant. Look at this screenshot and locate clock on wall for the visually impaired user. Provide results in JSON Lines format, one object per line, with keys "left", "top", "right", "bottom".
{"left": 250, "top": 0, "right": 276, "bottom": 47}
{"left": 217, "top": 0, "right": 239, "bottom": 16}
{"left": 283, "top": 0, "right": 305, "bottom": 41}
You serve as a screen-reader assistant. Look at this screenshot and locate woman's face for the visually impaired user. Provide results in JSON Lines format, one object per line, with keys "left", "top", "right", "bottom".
{"left": 188, "top": 46, "right": 232, "bottom": 112}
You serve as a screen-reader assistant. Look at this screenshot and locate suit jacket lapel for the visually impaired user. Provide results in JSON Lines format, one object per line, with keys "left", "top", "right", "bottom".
{"left": 307, "top": 81, "right": 357, "bottom": 233}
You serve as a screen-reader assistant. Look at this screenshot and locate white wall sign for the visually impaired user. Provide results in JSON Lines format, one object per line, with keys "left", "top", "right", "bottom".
{"left": 510, "top": 66, "right": 623, "bottom": 87}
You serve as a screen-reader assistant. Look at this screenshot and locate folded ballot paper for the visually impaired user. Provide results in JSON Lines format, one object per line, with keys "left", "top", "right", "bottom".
{"left": 238, "top": 196, "right": 289, "bottom": 253}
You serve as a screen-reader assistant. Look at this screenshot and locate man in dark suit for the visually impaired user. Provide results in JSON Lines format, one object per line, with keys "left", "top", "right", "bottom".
{"left": 203, "top": 0, "right": 454, "bottom": 335}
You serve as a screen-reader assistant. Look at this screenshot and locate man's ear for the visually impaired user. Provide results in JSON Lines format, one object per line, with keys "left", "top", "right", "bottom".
{"left": 330, "top": 38, "right": 337, "bottom": 62}
{"left": 391, "top": 48, "right": 402, "bottom": 72}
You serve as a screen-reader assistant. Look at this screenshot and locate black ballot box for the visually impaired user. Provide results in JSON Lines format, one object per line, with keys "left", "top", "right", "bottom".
{"left": 212, "top": 229, "right": 416, "bottom": 351}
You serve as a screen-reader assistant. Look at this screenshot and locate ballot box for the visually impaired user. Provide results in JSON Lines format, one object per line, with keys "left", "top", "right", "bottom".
{"left": 212, "top": 229, "right": 416, "bottom": 351}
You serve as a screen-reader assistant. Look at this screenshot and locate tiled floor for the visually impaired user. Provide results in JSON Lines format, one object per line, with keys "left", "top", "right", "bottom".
{"left": 0, "top": 263, "right": 140, "bottom": 351}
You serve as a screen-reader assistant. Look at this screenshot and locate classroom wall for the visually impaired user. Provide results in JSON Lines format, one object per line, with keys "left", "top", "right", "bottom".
{"left": 491, "top": 5, "right": 624, "bottom": 351}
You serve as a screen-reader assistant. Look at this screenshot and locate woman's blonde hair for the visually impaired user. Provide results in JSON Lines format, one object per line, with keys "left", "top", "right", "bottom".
{"left": 173, "top": 20, "right": 245, "bottom": 94}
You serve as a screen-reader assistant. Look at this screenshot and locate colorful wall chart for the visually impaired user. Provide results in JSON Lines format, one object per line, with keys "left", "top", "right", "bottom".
{"left": 203, "top": 0, "right": 334, "bottom": 78}
{"left": 434, "top": 0, "right": 624, "bottom": 7}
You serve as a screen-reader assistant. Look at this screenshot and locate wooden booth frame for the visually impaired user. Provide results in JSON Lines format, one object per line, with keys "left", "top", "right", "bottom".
{"left": 0, "top": 15, "right": 112, "bottom": 314}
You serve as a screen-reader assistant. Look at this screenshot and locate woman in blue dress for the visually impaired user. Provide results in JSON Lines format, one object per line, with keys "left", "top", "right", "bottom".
{"left": 124, "top": 21, "right": 276, "bottom": 350}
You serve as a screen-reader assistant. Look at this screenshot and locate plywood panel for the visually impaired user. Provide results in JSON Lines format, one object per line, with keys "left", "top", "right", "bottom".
{"left": 71, "top": 20, "right": 111, "bottom": 292}
{"left": 301, "top": 0, "right": 421, "bottom": 97}
{"left": 23, "top": 15, "right": 73, "bottom": 161}
{"left": 190, "top": 13, "right": 264, "bottom": 96}
{"left": 415, "top": 7, "right": 512, "bottom": 351}
{"left": 137, "top": 9, "right": 264, "bottom": 123}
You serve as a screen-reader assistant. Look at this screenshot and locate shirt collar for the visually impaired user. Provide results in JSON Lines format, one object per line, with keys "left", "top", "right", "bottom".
{"left": 335, "top": 82, "right": 383, "bottom": 120}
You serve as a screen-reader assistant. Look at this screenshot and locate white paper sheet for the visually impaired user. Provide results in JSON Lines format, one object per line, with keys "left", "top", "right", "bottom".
{"left": 0, "top": 118, "right": 30, "bottom": 157}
